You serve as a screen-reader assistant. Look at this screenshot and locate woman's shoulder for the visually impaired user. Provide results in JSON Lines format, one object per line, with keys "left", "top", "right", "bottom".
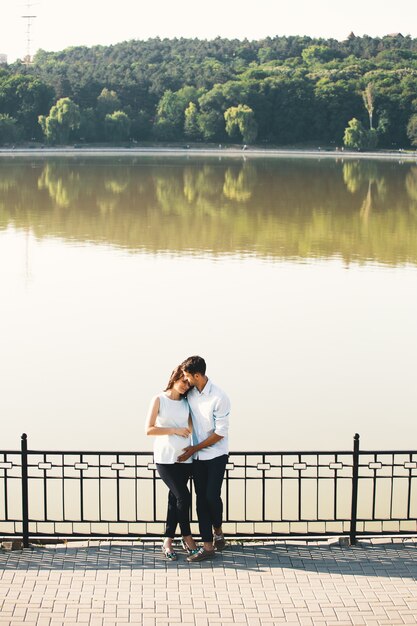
{"left": 148, "top": 394, "right": 162, "bottom": 409}
{"left": 154, "top": 392, "right": 176, "bottom": 405}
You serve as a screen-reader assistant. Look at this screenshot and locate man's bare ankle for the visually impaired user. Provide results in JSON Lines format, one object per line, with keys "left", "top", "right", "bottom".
{"left": 182, "top": 535, "right": 197, "bottom": 549}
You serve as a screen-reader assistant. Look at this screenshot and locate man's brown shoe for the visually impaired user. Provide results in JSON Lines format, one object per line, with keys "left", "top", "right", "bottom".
{"left": 213, "top": 533, "right": 226, "bottom": 551}
{"left": 186, "top": 547, "right": 216, "bottom": 563}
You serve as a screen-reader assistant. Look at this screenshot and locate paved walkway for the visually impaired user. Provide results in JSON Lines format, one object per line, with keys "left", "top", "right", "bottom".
{"left": 1, "top": 538, "right": 417, "bottom": 625}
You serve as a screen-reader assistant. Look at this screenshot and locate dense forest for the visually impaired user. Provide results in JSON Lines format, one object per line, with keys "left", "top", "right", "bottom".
{"left": 1, "top": 33, "right": 417, "bottom": 148}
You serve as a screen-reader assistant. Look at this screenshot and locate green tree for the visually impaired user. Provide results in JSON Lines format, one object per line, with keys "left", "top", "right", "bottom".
{"left": 78, "top": 107, "right": 97, "bottom": 142}
{"left": 154, "top": 86, "right": 198, "bottom": 140}
{"left": 314, "top": 77, "right": 363, "bottom": 143}
{"left": 130, "top": 110, "right": 152, "bottom": 140}
{"left": 197, "top": 58, "right": 231, "bottom": 89}
{"left": 0, "top": 74, "right": 53, "bottom": 140}
{"left": 343, "top": 118, "right": 378, "bottom": 150}
{"left": 262, "top": 74, "right": 316, "bottom": 144}
{"left": 367, "top": 128, "right": 379, "bottom": 149}
{"left": 197, "top": 110, "right": 224, "bottom": 141}
{"left": 154, "top": 90, "right": 179, "bottom": 140}
{"left": 343, "top": 118, "right": 366, "bottom": 149}
{"left": 224, "top": 105, "right": 258, "bottom": 143}
{"left": 224, "top": 107, "right": 241, "bottom": 140}
{"left": 104, "top": 110, "right": 131, "bottom": 142}
{"left": 364, "top": 68, "right": 415, "bottom": 147}
{"left": 38, "top": 97, "right": 81, "bottom": 144}
{"left": 0, "top": 114, "right": 20, "bottom": 144}
{"left": 406, "top": 113, "right": 417, "bottom": 146}
{"left": 96, "top": 88, "right": 121, "bottom": 117}
{"left": 302, "top": 45, "right": 340, "bottom": 65}
{"left": 184, "top": 102, "right": 200, "bottom": 140}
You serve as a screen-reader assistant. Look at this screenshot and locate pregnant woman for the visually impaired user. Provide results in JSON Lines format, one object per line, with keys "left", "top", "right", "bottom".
{"left": 145, "top": 365, "right": 199, "bottom": 560}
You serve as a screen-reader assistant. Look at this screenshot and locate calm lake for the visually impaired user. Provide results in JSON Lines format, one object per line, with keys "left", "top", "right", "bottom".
{"left": 1, "top": 154, "right": 417, "bottom": 453}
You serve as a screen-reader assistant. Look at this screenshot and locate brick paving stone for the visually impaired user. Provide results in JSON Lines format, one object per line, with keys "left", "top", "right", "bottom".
{"left": 334, "top": 609, "right": 354, "bottom": 620}
{"left": 3, "top": 539, "right": 417, "bottom": 625}
{"left": 194, "top": 619, "right": 209, "bottom": 626}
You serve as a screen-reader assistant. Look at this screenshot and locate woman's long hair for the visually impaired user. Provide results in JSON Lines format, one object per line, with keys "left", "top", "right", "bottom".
{"left": 164, "top": 364, "right": 189, "bottom": 396}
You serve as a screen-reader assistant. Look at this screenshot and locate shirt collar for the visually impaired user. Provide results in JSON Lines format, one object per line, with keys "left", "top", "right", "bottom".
{"left": 198, "top": 378, "right": 212, "bottom": 395}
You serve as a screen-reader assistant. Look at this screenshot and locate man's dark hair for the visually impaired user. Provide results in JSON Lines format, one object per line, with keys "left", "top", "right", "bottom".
{"left": 181, "top": 355, "right": 206, "bottom": 376}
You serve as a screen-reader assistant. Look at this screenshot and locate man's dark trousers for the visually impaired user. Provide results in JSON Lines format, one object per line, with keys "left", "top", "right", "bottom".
{"left": 192, "top": 454, "right": 228, "bottom": 542}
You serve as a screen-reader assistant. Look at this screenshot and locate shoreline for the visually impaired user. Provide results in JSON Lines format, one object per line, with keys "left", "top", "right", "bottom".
{"left": 0, "top": 146, "right": 417, "bottom": 161}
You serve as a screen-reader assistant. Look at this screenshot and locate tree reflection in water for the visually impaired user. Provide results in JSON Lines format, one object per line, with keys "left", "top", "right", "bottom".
{"left": 1, "top": 156, "right": 417, "bottom": 265}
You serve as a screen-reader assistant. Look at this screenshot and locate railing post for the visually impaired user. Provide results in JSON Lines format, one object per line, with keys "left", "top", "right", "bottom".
{"left": 350, "top": 433, "right": 360, "bottom": 546}
{"left": 21, "top": 433, "right": 30, "bottom": 548}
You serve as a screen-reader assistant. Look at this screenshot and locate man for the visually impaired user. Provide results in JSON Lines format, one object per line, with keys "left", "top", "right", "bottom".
{"left": 177, "top": 355, "right": 230, "bottom": 563}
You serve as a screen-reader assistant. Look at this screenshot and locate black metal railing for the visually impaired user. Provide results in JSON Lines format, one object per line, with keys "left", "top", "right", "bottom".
{"left": 1, "top": 434, "right": 416, "bottom": 548}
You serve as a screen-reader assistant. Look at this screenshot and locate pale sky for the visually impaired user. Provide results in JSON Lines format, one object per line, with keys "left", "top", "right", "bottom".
{"left": 1, "top": 0, "right": 417, "bottom": 63}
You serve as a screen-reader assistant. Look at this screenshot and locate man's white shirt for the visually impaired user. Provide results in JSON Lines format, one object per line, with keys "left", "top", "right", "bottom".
{"left": 187, "top": 379, "right": 230, "bottom": 460}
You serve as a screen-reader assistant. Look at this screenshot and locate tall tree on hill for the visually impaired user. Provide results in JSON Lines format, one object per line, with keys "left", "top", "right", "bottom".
{"left": 362, "top": 83, "right": 375, "bottom": 129}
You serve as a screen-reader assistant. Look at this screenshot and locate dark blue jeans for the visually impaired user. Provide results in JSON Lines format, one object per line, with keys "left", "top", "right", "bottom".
{"left": 156, "top": 462, "right": 192, "bottom": 538}
{"left": 192, "top": 454, "right": 228, "bottom": 542}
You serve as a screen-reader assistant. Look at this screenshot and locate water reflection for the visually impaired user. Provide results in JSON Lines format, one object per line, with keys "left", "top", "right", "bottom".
{"left": 1, "top": 157, "right": 417, "bottom": 265}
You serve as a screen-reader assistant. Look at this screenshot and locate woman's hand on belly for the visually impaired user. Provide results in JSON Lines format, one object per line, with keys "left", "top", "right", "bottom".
{"left": 173, "top": 427, "right": 191, "bottom": 438}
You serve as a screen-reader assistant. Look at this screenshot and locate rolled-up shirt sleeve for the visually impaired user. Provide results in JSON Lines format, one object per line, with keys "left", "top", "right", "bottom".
{"left": 213, "top": 395, "right": 231, "bottom": 438}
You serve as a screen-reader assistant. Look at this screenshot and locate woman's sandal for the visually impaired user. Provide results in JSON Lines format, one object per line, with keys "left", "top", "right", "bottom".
{"left": 161, "top": 543, "right": 178, "bottom": 560}
{"left": 181, "top": 538, "right": 199, "bottom": 557}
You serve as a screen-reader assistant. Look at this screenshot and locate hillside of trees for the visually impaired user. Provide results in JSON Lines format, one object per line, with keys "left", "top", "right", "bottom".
{"left": 1, "top": 33, "right": 417, "bottom": 147}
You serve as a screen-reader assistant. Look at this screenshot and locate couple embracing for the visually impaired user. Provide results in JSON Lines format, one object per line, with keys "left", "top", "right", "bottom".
{"left": 145, "top": 355, "right": 230, "bottom": 563}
